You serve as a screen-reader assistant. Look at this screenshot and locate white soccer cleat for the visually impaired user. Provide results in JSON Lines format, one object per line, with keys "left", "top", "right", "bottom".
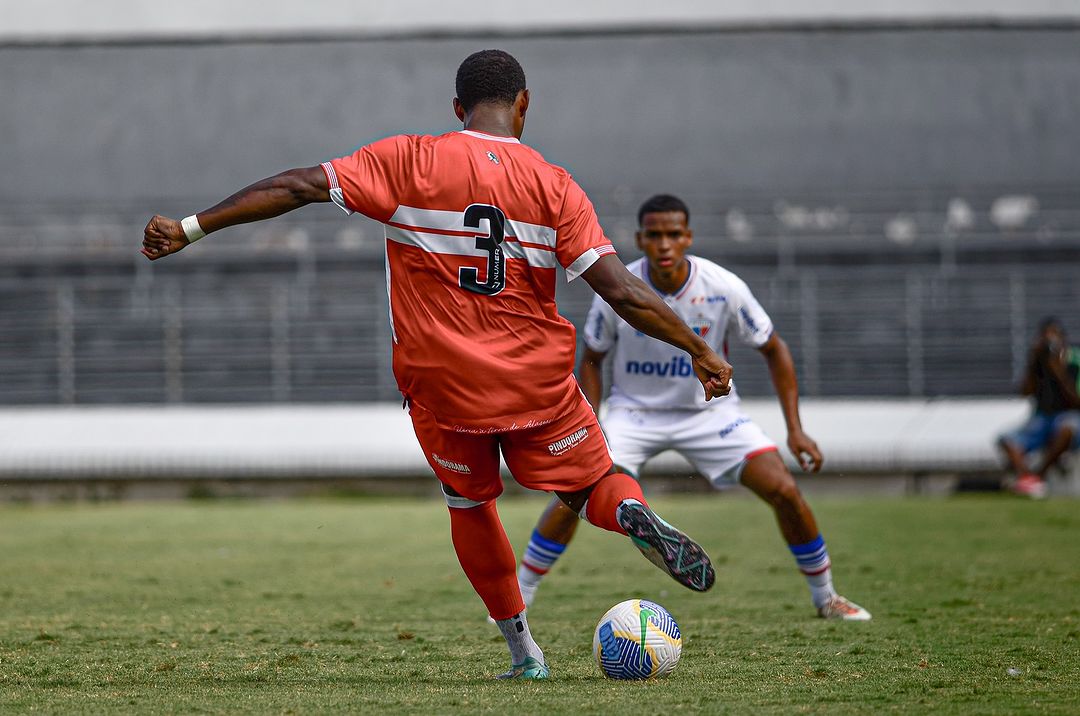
{"left": 818, "top": 595, "right": 872, "bottom": 621}
{"left": 1010, "top": 474, "right": 1048, "bottom": 500}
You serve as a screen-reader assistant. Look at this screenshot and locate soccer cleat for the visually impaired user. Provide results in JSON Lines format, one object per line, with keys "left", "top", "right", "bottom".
{"left": 617, "top": 502, "right": 715, "bottom": 592}
{"left": 817, "top": 595, "right": 872, "bottom": 621}
{"left": 1010, "top": 474, "right": 1047, "bottom": 499}
{"left": 495, "top": 656, "right": 550, "bottom": 680}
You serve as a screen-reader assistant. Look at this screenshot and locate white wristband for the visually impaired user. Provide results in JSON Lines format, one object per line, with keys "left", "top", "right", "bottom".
{"left": 181, "top": 214, "right": 206, "bottom": 243}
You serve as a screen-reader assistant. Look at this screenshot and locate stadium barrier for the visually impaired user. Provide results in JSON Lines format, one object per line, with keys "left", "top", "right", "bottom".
{"left": 4, "top": 398, "right": 1067, "bottom": 487}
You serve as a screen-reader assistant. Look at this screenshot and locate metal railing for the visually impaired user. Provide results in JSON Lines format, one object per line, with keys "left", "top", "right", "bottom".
{"left": 1, "top": 253, "right": 1076, "bottom": 405}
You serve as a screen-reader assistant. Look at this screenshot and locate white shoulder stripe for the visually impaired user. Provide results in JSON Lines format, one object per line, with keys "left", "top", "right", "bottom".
{"left": 388, "top": 205, "right": 557, "bottom": 249}
{"left": 385, "top": 225, "right": 557, "bottom": 269}
{"left": 389, "top": 205, "right": 464, "bottom": 232}
{"left": 504, "top": 241, "right": 557, "bottom": 268}
{"left": 385, "top": 225, "right": 487, "bottom": 257}
{"left": 508, "top": 219, "right": 557, "bottom": 249}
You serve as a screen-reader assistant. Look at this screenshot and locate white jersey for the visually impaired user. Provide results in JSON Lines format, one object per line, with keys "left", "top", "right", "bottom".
{"left": 583, "top": 255, "right": 773, "bottom": 410}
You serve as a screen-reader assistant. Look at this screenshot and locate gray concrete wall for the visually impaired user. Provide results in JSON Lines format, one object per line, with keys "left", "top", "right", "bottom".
{"left": 3, "top": 28, "right": 1079, "bottom": 211}
{"left": 5, "top": 2, "right": 1078, "bottom": 41}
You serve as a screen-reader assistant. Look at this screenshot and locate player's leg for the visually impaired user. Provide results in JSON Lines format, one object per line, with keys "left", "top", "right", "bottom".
{"left": 1034, "top": 413, "right": 1080, "bottom": 479}
{"left": 739, "top": 450, "right": 870, "bottom": 620}
{"left": 408, "top": 401, "right": 548, "bottom": 678}
{"left": 1000, "top": 415, "right": 1050, "bottom": 498}
{"left": 503, "top": 400, "right": 714, "bottom": 593}
{"left": 515, "top": 496, "right": 579, "bottom": 608}
{"left": 554, "top": 468, "right": 714, "bottom": 592}
{"left": 680, "top": 410, "right": 869, "bottom": 620}
{"left": 998, "top": 434, "right": 1031, "bottom": 476}
{"left": 514, "top": 408, "right": 660, "bottom": 606}
{"left": 442, "top": 485, "right": 548, "bottom": 678}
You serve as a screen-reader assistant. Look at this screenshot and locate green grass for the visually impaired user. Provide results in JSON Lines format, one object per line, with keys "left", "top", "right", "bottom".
{"left": 0, "top": 494, "right": 1077, "bottom": 714}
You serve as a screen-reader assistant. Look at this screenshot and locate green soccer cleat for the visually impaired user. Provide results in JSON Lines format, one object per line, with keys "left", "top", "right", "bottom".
{"left": 495, "top": 657, "right": 550, "bottom": 680}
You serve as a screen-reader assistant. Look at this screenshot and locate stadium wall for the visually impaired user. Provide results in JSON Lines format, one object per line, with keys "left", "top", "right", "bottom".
{"left": 0, "top": 399, "right": 1033, "bottom": 481}
{"left": 2, "top": 27, "right": 1079, "bottom": 207}
{"left": 4, "top": 2, "right": 1079, "bottom": 42}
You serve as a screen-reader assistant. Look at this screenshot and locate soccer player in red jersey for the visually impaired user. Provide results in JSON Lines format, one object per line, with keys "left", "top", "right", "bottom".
{"left": 142, "top": 50, "right": 732, "bottom": 679}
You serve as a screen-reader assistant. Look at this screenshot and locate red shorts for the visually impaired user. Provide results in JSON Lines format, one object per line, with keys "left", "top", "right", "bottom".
{"left": 408, "top": 395, "right": 613, "bottom": 503}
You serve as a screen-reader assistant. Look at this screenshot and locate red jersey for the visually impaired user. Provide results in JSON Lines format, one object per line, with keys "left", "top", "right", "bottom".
{"left": 322, "top": 130, "right": 616, "bottom": 432}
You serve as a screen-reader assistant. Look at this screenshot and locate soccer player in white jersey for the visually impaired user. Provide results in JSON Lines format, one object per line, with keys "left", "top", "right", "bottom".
{"left": 514, "top": 194, "right": 871, "bottom": 621}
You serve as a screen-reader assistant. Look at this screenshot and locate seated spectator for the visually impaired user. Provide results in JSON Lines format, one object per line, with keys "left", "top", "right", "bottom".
{"left": 998, "top": 317, "right": 1080, "bottom": 498}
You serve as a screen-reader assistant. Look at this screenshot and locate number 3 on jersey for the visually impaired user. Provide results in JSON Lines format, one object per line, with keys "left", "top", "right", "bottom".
{"left": 459, "top": 204, "right": 506, "bottom": 296}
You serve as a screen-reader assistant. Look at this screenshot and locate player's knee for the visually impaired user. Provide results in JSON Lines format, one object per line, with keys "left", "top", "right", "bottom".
{"left": 554, "top": 487, "right": 589, "bottom": 514}
{"left": 763, "top": 477, "right": 803, "bottom": 509}
{"left": 441, "top": 484, "right": 488, "bottom": 509}
{"left": 549, "top": 500, "right": 580, "bottom": 526}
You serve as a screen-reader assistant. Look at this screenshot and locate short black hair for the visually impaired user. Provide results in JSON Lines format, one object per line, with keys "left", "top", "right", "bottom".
{"left": 455, "top": 50, "right": 526, "bottom": 112}
{"left": 1038, "top": 316, "right": 1065, "bottom": 333}
{"left": 638, "top": 194, "right": 690, "bottom": 227}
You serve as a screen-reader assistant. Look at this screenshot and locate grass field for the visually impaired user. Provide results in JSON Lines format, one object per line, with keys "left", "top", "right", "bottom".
{"left": 0, "top": 493, "right": 1077, "bottom": 714}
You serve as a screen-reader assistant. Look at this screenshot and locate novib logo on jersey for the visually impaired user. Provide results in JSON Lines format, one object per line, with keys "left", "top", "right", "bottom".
{"left": 625, "top": 355, "right": 694, "bottom": 378}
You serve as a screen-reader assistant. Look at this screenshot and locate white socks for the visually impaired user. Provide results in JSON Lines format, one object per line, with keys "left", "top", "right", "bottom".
{"left": 789, "top": 535, "right": 838, "bottom": 609}
{"left": 495, "top": 610, "right": 544, "bottom": 665}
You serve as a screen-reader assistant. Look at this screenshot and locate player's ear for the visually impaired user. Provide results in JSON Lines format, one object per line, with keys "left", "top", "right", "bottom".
{"left": 516, "top": 89, "right": 530, "bottom": 117}
{"left": 685, "top": 229, "right": 694, "bottom": 247}
{"left": 452, "top": 98, "right": 466, "bottom": 123}
{"left": 635, "top": 230, "right": 644, "bottom": 251}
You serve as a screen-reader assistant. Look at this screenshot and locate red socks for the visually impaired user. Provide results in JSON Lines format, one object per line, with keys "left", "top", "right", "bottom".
{"left": 447, "top": 500, "right": 525, "bottom": 620}
{"left": 584, "top": 471, "right": 648, "bottom": 535}
{"left": 447, "top": 473, "right": 647, "bottom": 618}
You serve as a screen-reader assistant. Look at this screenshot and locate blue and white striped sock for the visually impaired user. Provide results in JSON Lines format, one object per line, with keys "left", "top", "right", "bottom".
{"left": 789, "top": 534, "right": 837, "bottom": 609}
{"left": 517, "top": 529, "right": 568, "bottom": 603}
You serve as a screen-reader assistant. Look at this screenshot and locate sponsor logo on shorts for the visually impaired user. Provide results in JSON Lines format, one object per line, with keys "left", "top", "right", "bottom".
{"left": 431, "top": 453, "right": 471, "bottom": 474}
{"left": 719, "top": 416, "right": 751, "bottom": 438}
{"left": 548, "top": 426, "right": 589, "bottom": 456}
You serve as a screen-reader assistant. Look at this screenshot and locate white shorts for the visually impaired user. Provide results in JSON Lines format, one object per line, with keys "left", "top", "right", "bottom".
{"left": 603, "top": 405, "right": 778, "bottom": 488}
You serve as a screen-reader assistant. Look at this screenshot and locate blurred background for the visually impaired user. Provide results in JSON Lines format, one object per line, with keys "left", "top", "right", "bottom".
{"left": 1, "top": 1, "right": 1078, "bottom": 493}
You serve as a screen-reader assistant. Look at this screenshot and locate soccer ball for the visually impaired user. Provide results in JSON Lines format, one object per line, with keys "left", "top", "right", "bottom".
{"left": 592, "top": 598, "right": 682, "bottom": 679}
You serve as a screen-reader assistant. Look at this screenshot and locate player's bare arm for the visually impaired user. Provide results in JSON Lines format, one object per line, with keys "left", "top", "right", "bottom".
{"left": 141, "top": 166, "right": 330, "bottom": 261}
{"left": 579, "top": 347, "right": 608, "bottom": 410}
{"left": 582, "top": 254, "right": 731, "bottom": 400}
{"left": 758, "top": 331, "right": 823, "bottom": 472}
{"left": 1037, "top": 339, "right": 1080, "bottom": 407}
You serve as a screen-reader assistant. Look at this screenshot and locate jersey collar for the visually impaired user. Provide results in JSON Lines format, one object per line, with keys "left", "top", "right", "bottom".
{"left": 642, "top": 256, "right": 697, "bottom": 300}
{"left": 459, "top": 130, "right": 521, "bottom": 144}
